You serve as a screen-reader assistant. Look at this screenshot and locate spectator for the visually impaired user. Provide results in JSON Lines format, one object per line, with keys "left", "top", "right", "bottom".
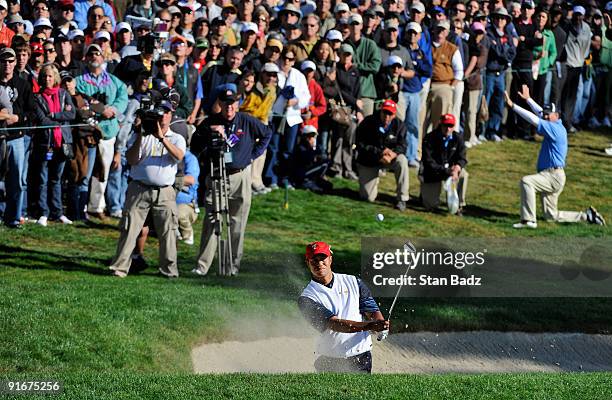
{"left": 176, "top": 147, "right": 200, "bottom": 245}
{"left": 355, "top": 99, "right": 409, "bottom": 211}
{"left": 55, "top": 34, "right": 86, "bottom": 77}
{"left": 154, "top": 53, "right": 192, "bottom": 120}
{"left": 532, "top": 8, "right": 557, "bottom": 109}
{"left": 0, "top": 0, "right": 16, "bottom": 47}
{"left": 74, "top": 0, "right": 116, "bottom": 30}
{"left": 291, "top": 125, "right": 332, "bottom": 193}
{"left": 301, "top": 60, "right": 327, "bottom": 131}
{"left": 201, "top": 45, "right": 244, "bottom": 113}
{"left": 171, "top": 35, "right": 203, "bottom": 124}
{"left": 419, "top": 113, "right": 468, "bottom": 215}
{"left": 462, "top": 21, "right": 489, "bottom": 148}
{"left": 33, "top": 64, "right": 76, "bottom": 226}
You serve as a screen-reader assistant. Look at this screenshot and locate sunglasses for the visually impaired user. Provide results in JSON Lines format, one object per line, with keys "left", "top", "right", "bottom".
{"left": 44, "top": 48, "right": 55, "bottom": 53}
{"left": 258, "top": 17, "right": 267, "bottom": 22}
{"left": 36, "top": 6, "right": 49, "bottom": 11}
{"left": 72, "top": 38, "right": 84, "bottom": 43}
{"left": 161, "top": 61, "right": 176, "bottom": 67}
{"left": 62, "top": 6, "right": 75, "bottom": 12}
{"left": 0, "top": 58, "right": 16, "bottom": 63}
{"left": 283, "top": 56, "right": 295, "bottom": 61}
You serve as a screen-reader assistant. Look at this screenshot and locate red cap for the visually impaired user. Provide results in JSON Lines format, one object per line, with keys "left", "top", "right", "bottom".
{"left": 440, "top": 113, "right": 456, "bottom": 126}
{"left": 59, "top": 0, "right": 75, "bottom": 6}
{"left": 381, "top": 99, "right": 397, "bottom": 114}
{"left": 305, "top": 242, "right": 332, "bottom": 260}
{"left": 30, "top": 41, "right": 44, "bottom": 54}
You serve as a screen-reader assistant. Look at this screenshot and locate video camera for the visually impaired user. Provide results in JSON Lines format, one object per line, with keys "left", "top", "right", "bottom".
{"left": 208, "top": 126, "right": 228, "bottom": 155}
{"left": 136, "top": 95, "right": 166, "bottom": 135}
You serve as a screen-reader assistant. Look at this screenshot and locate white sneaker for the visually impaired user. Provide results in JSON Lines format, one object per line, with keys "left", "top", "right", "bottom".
{"left": 492, "top": 134, "right": 503, "bottom": 142}
{"left": 37, "top": 216, "right": 48, "bottom": 227}
{"left": 605, "top": 147, "right": 612, "bottom": 156}
{"left": 58, "top": 215, "right": 73, "bottom": 225}
{"left": 191, "top": 268, "right": 207, "bottom": 276}
{"left": 184, "top": 233, "right": 194, "bottom": 245}
{"left": 465, "top": 142, "right": 473, "bottom": 149}
{"left": 602, "top": 117, "right": 612, "bottom": 128}
{"left": 512, "top": 221, "right": 537, "bottom": 229}
{"left": 478, "top": 134, "right": 488, "bottom": 142}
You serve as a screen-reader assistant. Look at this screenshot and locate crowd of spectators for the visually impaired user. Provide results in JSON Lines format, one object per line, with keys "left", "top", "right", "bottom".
{"left": 0, "top": 0, "right": 610, "bottom": 233}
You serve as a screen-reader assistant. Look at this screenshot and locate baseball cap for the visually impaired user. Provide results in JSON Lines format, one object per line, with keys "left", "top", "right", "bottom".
{"left": 94, "top": 30, "right": 111, "bottom": 42}
{"left": 0, "top": 0, "right": 7, "bottom": 10}
{"left": 440, "top": 113, "right": 456, "bottom": 126}
{"left": 381, "top": 99, "right": 397, "bottom": 114}
{"left": 542, "top": 103, "right": 557, "bottom": 115}
{"left": 334, "top": 2, "right": 350, "bottom": 13}
{"left": 406, "top": 21, "right": 422, "bottom": 33}
{"left": 157, "top": 99, "right": 175, "bottom": 112}
{"left": 384, "top": 19, "right": 399, "bottom": 30}
{"left": 302, "top": 125, "right": 318, "bottom": 136}
{"left": 410, "top": 1, "right": 426, "bottom": 13}
{"left": 572, "top": 5, "right": 586, "bottom": 15}
{"left": 68, "top": 29, "right": 85, "bottom": 40}
{"left": 339, "top": 43, "right": 354, "bottom": 55}
{"left": 171, "top": 35, "right": 188, "bottom": 46}
{"left": 385, "top": 55, "right": 403, "bottom": 67}
{"left": 0, "top": 47, "right": 16, "bottom": 60}
{"left": 263, "top": 62, "right": 280, "bottom": 73}
{"left": 222, "top": 4, "right": 237, "bottom": 13}
{"left": 241, "top": 21, "right": 258, "bottom": 33}
{"left": 471, "top": 21, "right": 485, "bottom": 33}
{"left": 492, "top": 7, "right": 511, "bottom": 18}
{"left": 115, "top": 21, "right": 132, "bottom": 33}
{"left": 159, "top": 52, "right": 177, "bottom": 64}
{"left": 59, "top": 0, "right": 74, "bottom": 7}
{"left": 300, "top": 60, "right": 316, "bottom": 72}
{"left": 305, "top": 241, "right": 332, "bottom": 260}
{"left": 7, "top": 14, "right": 24, "bottom": 25}
{"left": 30, "top": 41, "right": 44, "bottom": 55}
{"left": 168, "top": 5, "right": 182, "bottom": 15}
{"left": 348, "top": 13, "right": 363, "bottom": 24}
{"left": 373, "top": 5, "right": 385, "bottom": 15}
{"left": 281, "top": 3, "right": 302, "bottom": 18}
{"left": 85, "top": 43, "right": 102, "bottom": 55}
{"left": 266, "top": 38, "right": 283, "bottom": 51}
{"left": 33, "top": 18, "right": 53, "bottom": 29}
{"left": 432, "top": 5, "right": 445, "bottom": 14}
{"left": 325, "top": 29, "right": 343, "bottom": 41}
{"left": 60, "top": 70, "right": 74, "bottom": 82}
{"left": 218, "top": 87, "right": 239, "bottom": 103}
{"left": 195, "top": 36, "right": 209, "bottom": 49}
{"left": 434, "top": 20, "right": 451, "bottom": 31}
{"left": 521, "top": 0, "right": 535, "bottom": 9}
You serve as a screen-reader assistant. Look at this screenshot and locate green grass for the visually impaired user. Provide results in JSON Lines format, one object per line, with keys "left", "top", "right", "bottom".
{"left": 0, "top": 131, "right": 611, "bottom": 394}
{"left": 1, "top": 372, "right": 612, "bottom": 400}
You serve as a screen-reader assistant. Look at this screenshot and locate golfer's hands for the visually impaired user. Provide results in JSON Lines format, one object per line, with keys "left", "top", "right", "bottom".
{"left": 380, "top": 148, "right": 397, "bottom": 165}
{"left": 517, "top": 84, "right": 530, "bottom": 100}
{"left": 503, "top": 91, "right": 513, "bottom": 108}
{"left": 368, "top": 320, "right": 390, "bottom": 332}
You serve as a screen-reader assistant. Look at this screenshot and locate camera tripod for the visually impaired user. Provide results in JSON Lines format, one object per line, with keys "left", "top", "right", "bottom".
{"left": 209, "top": 149, "right": 235, "bottom": 276}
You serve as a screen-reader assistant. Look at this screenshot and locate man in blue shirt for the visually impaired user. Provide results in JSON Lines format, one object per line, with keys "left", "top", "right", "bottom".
{"left": 176, "top": 149, "right": 200, "bottom": 245}
{"left": 505, "top": 86, "right": 606, "bottom": 228}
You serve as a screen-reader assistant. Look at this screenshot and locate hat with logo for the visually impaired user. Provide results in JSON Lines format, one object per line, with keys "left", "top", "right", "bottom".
{"left": 381, "top": 99, "right": 397, "bottom": 114}
{"left": 305, "top": 241, "right": 332, "bottom": 260}
{"left": 218, "top": 87, "right": 239, "bottom": 103}
{"left": 440, "top": 113, "right": 456, "bottom": 125}
{"left": 263, "top": 62, "right": 280, "bottom": 73}
{"left": 325, "top": 29, "right": 343, "bottom": 41}
{"left": 302, "top": 125, "right": 318, "bottom": 136}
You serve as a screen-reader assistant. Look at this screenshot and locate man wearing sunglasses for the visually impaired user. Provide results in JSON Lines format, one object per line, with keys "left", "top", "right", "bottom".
{"left": 74, "top": 0, "right": 116, "bottom": 30}
{"left": 355, "top": 99, "right": 410, "bottom": 211}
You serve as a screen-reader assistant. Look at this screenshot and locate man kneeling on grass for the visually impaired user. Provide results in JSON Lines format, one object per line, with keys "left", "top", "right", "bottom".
{"left": 298, "top": 241, "right": 389, "bottom": 373}
{"left": 504, "top": 86, "right": 606, "bottom": 229}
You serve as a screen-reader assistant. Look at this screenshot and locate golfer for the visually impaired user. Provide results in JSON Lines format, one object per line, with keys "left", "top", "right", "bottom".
{"left": 298, "top": 241, "right": 389, "bottom": 373}
{"left": 504, "top": 86, "right": 605, "bottom": 228}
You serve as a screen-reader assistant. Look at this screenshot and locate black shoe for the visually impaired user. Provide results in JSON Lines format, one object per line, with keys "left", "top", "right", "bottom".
{"left": 456, "top": 207, "right": 464, "bottom": 217}
{"left": 130, "top": 254, "right": 149, "bottom": 273}
{"left": 395, "top": 200, "right": 406, "bottom": 212}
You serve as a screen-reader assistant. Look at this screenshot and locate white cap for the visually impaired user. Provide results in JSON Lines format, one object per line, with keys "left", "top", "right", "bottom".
{"left": 302, "top": 125, "right": 318, "bottom": 135}
{"left": 34, "top": 18, "right": 53, "bottom": 29}
{"left": 334, "top": 2, "right": 349, "bottom": 13}
{"left": 24, "top": 20, "right": 33, "bottom": 35}
{"left": 68, "top": 29, "right": 85, "bottom": 40}
{"left": 410, "top": 1, "right": 426, "bottom": 13}
{"left": 241, "top": 21, "right": 258, "bottom": 33}
{"left": 385, "top": 55, "right": 403, "bottom": 67}
{"left": 405, "top": 21, "right": 422, "bottom": 33}
{"left": 115, "top": 22, "right": 132, "bottom": 33}
{"left": 0, "top": 0, "right": 8, "bottom": 10}
{"left": 263, "top": 62, "right": 280, "bottom": 73}
{"left": 178, "top": 0, "right": 201, "bottom": 11}
{"left": 300, "top": 60, "right": 316, "bottom": 72}
{"left": 348, "top": 13, "right": 363, "bottom": 25}
{"left": 572, "top": 5, "right": 586, "bottom": 15}
{"left": 183, "top": 32, "right": 195, "bottom": 44}
{"left": 325, "top": 29, "right": 343, "bottom": 41}
{"left": 94, "top": 30, "right": 111, "bottom": 41}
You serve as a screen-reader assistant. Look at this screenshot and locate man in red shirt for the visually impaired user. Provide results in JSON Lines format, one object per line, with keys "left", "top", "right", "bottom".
{"left": 0, "top": 0, "right": 15, "bottom": 47}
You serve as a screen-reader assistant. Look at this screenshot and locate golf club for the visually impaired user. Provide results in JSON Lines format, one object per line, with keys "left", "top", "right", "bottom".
{"left": 377, "top": 241, "right": 417, "bottom": 341}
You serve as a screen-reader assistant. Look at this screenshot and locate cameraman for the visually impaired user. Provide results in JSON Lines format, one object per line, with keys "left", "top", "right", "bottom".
{"left": 109, "top": 99, "right": 186, "bottom": 278}
{"left": 192, "top": 87, "right": 273, "bottom": 276}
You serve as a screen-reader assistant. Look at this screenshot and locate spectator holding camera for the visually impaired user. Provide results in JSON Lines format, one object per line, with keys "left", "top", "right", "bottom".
{"left": 109, "top": 98, "right": 186, "bottom": 278}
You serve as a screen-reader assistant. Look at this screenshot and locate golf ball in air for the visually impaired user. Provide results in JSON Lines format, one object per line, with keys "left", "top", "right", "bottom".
{"left": 376, "top": 213, "right": 384, "bottom": 222}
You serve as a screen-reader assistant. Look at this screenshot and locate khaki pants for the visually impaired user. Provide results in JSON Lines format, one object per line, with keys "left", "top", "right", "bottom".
{"left": 464, "top": 89, "right": 482, "bottom": 144}
{"left": 519, "top": 168, "right": 585, "bottom": 223}
{"left": 421, "top": 169, "right": 469, "bottom": 210}
{"left": 109, "top": 181, "right": 179, "bottom": 276}
{"left": 418, "top": 79, "right": 431, "bottom": 159}
{"left": 451, "top": 80, "right": 464, "bottom": 131}
{"left": 426, "top": 83, "right": 454, "bottom": 132}
{"left": 195, "top": 166, "right": 252, "bottom": 275}
{"left": 357, "top": 154, "right": 410, "bottom": 202}
{"left": 89, "top": 136, "right": 116, "bottom": 213}
{"left": 251, "top": 150, "right": 267, "bottom": 190}
{"left": 178, "top": 202, "right": 198, "bottom": 240}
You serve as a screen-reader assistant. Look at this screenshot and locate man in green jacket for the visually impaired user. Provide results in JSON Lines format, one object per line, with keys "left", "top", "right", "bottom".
{"left": 76, "top": 44, "right": 128, "bottom": 219}
{"left": 347, "top": 13, "right": 381, "bottom": 117}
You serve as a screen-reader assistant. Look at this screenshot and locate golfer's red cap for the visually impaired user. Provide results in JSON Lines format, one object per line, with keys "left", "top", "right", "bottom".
{"left": 381, "top": 99, "right": 397, "bottom": 114}
{"left": 440, "top": 113, "right": 456, "bottom": 126}
{"left": 305, "top": 241, "right": 332, "bottom": 260}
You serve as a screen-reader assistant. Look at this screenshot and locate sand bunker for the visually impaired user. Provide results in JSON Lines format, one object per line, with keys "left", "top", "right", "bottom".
{"left": 192, "top": 331, "right": 612, "bottom": 373}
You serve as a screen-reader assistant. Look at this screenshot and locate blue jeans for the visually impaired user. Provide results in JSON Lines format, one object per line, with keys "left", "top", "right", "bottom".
{"left": 264, "top": 119, "right": 299, "bottom": 186}
{"left": 38, "top": 147, "right": 66, "bottom": 218}
{"left": 484, "top": 72, "right": 506, "bottom": 136}
{"left": 3, "top": 137, "right": 26, "bottom": 225}
{"left": 401, "top": 91, "right": 421, "bottom": 162}
{"left": 106, "top": 151, "right": 129, "bottom": 214}
{"left": 543, "top": 71, "right": 553, "bottom": 105}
